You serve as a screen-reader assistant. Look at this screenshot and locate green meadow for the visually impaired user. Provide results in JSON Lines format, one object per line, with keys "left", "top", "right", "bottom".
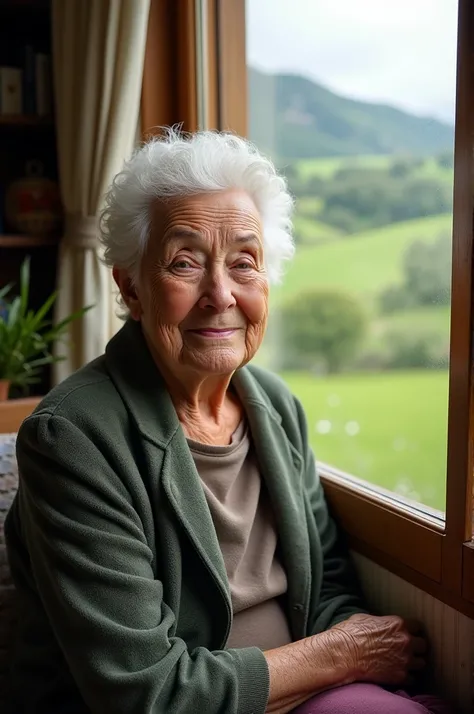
{"left": 296, "top": 154, "right": 454, "bottom": 183}
{"left": 273, "top": 213, "right": 452, "bottom": 306}
{"left": 282, "top": 370, "right": 448, "bottom": 511}
{"left": 260, "top": 154, "right": 453, "bottom": 511}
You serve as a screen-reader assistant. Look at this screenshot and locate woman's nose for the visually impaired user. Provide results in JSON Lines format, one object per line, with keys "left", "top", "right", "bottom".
{"left": 198, "top": 271, "right": 237, "bottom": 312}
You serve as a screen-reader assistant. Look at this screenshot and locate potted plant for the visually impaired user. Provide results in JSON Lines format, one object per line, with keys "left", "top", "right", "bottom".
{"left": 0, "top": 257, "right": 92, "bottom": 400}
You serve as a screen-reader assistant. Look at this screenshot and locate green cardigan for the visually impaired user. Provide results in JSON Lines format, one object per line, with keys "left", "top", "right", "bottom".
{"left": 5, "top": 320, "right": 365, "bottom": 714}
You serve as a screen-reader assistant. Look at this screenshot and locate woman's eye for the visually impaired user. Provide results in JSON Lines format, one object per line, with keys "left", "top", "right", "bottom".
{"left": 234, "top": 261, "right": 253, "bottom": 270}
{"left": 172, "top": 260, "right": 192, "bottom": 270}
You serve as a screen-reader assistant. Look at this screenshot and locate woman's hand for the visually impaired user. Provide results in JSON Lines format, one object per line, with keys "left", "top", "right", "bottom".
{"left": 328, "top": 613, "right": 427, "bottom": 686}
{"left": 264, "top": 613, "right": 427, "bottom": 714}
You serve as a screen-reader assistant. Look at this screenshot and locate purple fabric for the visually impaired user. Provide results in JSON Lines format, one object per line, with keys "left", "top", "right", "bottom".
{"left": 291, "top": 683, "right": 454, "bottom": 714}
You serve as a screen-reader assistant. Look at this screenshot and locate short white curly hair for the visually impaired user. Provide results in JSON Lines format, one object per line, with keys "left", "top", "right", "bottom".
{"left": 99, "top": 128, "right": 295, "bottom": 297}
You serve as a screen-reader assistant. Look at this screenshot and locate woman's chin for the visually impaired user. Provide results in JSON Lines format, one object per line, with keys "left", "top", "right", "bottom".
{"left": 183, "top": 346, "right": 248, "bottom": 376}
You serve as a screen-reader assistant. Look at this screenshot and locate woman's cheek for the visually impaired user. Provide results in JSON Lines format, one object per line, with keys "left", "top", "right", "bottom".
{"left": 239, "top": 279, "right": 269, "bottom": 324}
{"left": 151, "top": 281, "right": 197, "bottom": 325}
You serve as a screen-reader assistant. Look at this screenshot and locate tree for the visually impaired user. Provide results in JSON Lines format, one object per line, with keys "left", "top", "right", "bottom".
{"left": 389, "top": 158, "right": 415, "bottom": 178}
{"left": 317, "top": 167, "right": 452, "bottom": 235}
{"left": 437, "top": 151, "right": 454, "bottom": 170}
{"left": 379, "top": 233, "right": 452, "bottom": 313}
{"left": 403, "top": 234, "right": 452, "bottom": 306}
{"left": 281, "top": 289, "right": 367, "bottom": 373}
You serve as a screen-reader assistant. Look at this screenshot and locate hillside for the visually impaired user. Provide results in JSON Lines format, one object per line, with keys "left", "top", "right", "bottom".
{"left": 249, "top": 68, "right": 454, "bottom": 160}
{"left": 273, "top": 213, "right": 452, "bottom": 304}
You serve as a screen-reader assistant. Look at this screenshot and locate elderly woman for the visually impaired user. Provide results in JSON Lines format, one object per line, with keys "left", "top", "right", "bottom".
{"left": 5, "top": 130, "right": 450, "bottom": 714}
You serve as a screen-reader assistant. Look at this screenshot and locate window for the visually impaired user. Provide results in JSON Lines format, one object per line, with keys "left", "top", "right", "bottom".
{"left": 212, "top": 0, "right": 474, "bottom": 615}
{"left": 141, "top": 0, "right": 474, "bottom": 614}
{"left": 246, "top": 0, "right": 457, "bottom": 516}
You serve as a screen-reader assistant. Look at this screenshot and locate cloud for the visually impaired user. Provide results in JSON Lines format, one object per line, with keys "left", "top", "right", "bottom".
{"left": 246, "top": 0, "right": 458, "bottom": 122}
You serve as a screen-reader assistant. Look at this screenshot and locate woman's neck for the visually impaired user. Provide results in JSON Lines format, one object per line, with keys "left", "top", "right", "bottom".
{"left": 143, "top": 330, "right": 243, "bottom": 444}
{"left": 172, "top": 378, "right": 242, "bottom": 445}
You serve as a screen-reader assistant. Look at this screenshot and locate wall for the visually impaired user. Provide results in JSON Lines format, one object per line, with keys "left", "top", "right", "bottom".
{"left": 354, "top": 554, "right": 474, "bottom": 713}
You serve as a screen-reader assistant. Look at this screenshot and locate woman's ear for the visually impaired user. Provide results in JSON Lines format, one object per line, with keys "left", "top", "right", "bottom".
{"left": 112, "top": 267, "right": 142, "bottom": 321}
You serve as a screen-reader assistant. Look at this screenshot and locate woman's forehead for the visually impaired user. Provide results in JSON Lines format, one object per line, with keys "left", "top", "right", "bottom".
{"left": 151, "top": 190, "right": 263, "bottom": 238}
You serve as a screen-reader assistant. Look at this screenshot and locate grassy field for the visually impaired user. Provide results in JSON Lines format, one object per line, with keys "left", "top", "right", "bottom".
{"left": 296, "top": 154, "right": 393, "bottom": 179}
{"left": 293, "top": 215, "right": 342, "bottom": 246}
{"left": 296, "top": 154, "right": 453, "bottom": 183}
{"left": 375, "top": 306, "right": 451, "bottom": 338}
{"left": 273, "top": 213, "right": 452, "bottom": 305}
{"left": 266, "top": 158, "right": 453, "bottom": 512}
{"left": 281, "top": 369, "right": 449, "bottom": 511}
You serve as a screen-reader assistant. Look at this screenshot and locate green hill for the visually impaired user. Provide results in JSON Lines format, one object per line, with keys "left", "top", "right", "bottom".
{"left": 296, "top": 155, "right": 453, "bottom": 183}
{"left": 249, "top": 68, "right": 454, "bottom": 160}
{"left": 273, "top": 213, "right": 452, "bottom": 304}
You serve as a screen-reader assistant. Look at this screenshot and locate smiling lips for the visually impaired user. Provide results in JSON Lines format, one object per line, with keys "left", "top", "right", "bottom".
{"left": 189, "top": 328, "right": 239, "bottom": 338}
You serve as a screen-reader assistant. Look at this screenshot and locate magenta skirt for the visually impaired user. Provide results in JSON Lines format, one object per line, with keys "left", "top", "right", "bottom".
{"left": 292, "top": 683, "right": 454, "bottom": 714}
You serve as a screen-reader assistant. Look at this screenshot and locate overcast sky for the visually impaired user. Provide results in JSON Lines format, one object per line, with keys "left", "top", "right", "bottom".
{"left": 246, "top": 0, "right": 458, "bottom": 124}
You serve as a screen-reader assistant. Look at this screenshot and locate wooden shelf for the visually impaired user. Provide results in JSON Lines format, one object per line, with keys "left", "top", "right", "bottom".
{"left": 0, "top": 115, "right": 53, "bottom": 127}
{"left": 0, "top": 235, "right": 59, "bottom": 248}
{"left": 0, "top": 0, "right": 49, "bottom": 9}
{"left": 0, "top": 114, "right": 53, "bottom": 127}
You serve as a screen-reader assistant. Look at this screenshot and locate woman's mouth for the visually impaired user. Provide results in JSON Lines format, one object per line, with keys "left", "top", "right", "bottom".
{"left": 189, "top": 328, "right": 237, "bottom": 338}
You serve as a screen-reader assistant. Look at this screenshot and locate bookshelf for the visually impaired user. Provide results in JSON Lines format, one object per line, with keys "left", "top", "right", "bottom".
{"left": 0, "top": 114, "right": 53, "bottom": 127}
{"left": 0, "top": 234, "right": 58, "bottom": 247}
{"left": 0, "top": 0, "right": 60, "bottom": 397}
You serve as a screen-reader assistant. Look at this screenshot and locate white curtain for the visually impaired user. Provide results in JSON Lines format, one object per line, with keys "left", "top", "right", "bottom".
{"left": 52, "top": 0, "right": 150, "bottom": 382}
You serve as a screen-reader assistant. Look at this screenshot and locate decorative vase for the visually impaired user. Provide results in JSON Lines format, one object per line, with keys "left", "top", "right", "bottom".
{"left": 0, "top": 380, "right": 10, "bottom": 401}
{"left": 5, "top": 160, "right": 62, "bottom": 236}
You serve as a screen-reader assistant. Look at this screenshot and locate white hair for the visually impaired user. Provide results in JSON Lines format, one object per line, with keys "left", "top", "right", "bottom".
{"left": 99, "top": 128, "right": 295, "bottom": 298}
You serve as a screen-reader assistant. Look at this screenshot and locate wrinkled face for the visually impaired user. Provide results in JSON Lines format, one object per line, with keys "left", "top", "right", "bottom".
{"left": 116, "top": 189, "right": 269, "bottom": 379}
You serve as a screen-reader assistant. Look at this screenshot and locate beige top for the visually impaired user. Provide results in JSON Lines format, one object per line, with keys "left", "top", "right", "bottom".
{"left": 187, "top": 422, "right": 293, "bottom": 651}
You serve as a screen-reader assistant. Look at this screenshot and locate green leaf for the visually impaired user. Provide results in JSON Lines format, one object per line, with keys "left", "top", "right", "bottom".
{"left": 42, "top": 304, "right": 94, "bottom": 342}
{"left": 0, "top": 257, "right": 95, "bottom": 389}
{"left": 7, "top": 296, "right": 21, "bottom": 326}
{"left": 0, "top": 282, "right": 14, "bottom": 302}
{"left": 26, "top": 292, "right": 58, "bottom": 333}
{"left": 19, "top": 257, "right": 30, "bottom": 318}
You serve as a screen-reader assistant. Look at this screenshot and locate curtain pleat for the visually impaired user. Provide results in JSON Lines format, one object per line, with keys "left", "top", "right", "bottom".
{"left": 51, "top": 0, "right": 150, "bottom": 382}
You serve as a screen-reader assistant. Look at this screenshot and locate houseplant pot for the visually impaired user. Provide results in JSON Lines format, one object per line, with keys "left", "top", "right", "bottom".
{"left": 0, "top": 257, "right": 92, "bottom": 397}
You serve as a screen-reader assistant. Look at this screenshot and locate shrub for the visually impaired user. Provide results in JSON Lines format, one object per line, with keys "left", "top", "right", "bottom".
{"left": 383, "top": 329, "right": 449, "bottom": 370}
{"left": 379, "top": 233, "right": 452, "bottom": 314}
{"left": 378, "top": 285, "right": 415, "bottom": 314}
{"left": 280, "top": 289, "right": 367, "bottom": 373}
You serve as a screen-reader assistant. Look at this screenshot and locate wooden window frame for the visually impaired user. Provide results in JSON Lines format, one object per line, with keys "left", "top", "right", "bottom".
{"left": 141, "top": 0, "right": 200, "bottom": 136}
{"left": 141, "top": 0, "right": 220, "bottom": 136}
{"left": 211, "top": 0, "right": 474, "bottom": 616}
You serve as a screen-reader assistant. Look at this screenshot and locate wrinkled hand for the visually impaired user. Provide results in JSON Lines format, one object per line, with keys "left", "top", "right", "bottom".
{"left": 328, "top": 613, "right": 427, "bottom": 686}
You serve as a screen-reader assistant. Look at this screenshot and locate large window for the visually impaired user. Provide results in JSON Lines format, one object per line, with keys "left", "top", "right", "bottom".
{"left": 142, "top": 0, "right": 474, "bottom": 614}
{"left": 246, "top": 0, "right": 457, "bottom": 516}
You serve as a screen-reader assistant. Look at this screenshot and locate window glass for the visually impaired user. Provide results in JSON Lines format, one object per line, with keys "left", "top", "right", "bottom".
{"left": 246, "top": 0, "right": 458, "bottom": 512}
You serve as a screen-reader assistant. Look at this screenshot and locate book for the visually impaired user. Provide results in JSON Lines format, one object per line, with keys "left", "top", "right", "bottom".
{"left": 23, "top": 45, "right": 36, "bottom": 115}
{"left": 0, "top": 67, "right": 22, "bottom": 115}
{"left": 35, "top": 53, "right": 51, "bottom": 117}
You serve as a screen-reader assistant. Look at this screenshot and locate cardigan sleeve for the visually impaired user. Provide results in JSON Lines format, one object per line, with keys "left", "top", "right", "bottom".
{"left": 293, "top": 398, "right": 369, "bottom": 634}
{"left": 15, "top": 413, "right": 269, "bottom": 714}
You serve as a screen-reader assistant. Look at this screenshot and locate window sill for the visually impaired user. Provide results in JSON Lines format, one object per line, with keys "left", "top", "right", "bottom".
{"left": 320, "top": 467, "right": 474, "bottom": 618}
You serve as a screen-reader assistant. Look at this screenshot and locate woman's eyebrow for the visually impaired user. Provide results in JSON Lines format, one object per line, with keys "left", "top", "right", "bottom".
{"left": 234, "top": 233, "right": 260, "bottom": 245}
{"left": 165, "top": 227, "right": 203, "bottom": 241}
